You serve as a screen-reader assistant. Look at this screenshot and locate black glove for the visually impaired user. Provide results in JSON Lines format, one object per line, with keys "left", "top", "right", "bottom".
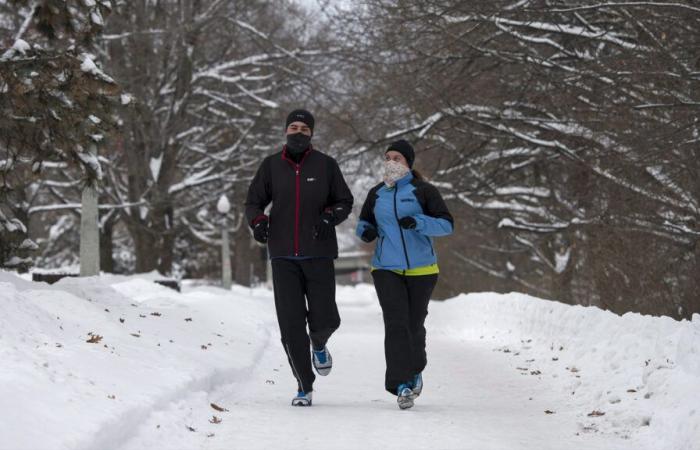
{"left": 398, "top": 216, "right": 417, "bottom": 230}
{"left": 252, "top": 217, "right": 269, "bottom": 243}
{"left": 360, "top": 227, "right": 378, "bottom": 243}
{"left": 313, "top": 211, "right": 336, "bottom": 241}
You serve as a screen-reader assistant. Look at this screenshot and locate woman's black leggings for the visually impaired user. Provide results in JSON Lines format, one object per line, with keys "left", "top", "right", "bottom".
{"left": 371, "top": 270, "right": 438, "bottom": 395}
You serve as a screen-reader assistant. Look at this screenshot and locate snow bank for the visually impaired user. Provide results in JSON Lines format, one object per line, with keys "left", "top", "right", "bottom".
{"left": 0, "top": 271, "right": 275, "bottom": 450}
{"left": 430, "top": 292, "right": 700, "bottom": 450}
{"left": 2, "top": 272, "right": 696, "bottom": 450}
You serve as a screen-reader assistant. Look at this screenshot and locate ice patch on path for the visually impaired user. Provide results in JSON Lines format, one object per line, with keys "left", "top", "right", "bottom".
{"left": 430, "top": 292, "right": 700, "bottom": 450}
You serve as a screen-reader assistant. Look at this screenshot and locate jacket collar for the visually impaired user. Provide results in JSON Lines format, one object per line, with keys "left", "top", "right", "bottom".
{"left": 394, "top": 170, "right": 414, "bottom": 188}
{"left": 282, "top": 145, "right": 313, "bottom": 166}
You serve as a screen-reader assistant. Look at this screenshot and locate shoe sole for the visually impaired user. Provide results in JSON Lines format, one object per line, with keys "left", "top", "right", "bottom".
{"left": 314, "top": 365, "right": 331, "bottom": 376}
{"left": 312, "top": 353, "right": 332, "bottom": 376}
{"left": 398, "top": 397, "right": 414, "bottom": 410}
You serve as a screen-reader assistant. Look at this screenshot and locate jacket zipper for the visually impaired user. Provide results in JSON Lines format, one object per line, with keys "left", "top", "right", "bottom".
{"left": 393, "top": 188, "right": 411, "bottom": 269}
{"left": 282, "top": 146, "right": 311, "bottom": 257}
{"left": 294, "top": 164, "right": 300, "bottom": 256}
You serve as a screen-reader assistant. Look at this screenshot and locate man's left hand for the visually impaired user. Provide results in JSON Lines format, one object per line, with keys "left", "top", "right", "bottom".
{"left": 313, "top": 211, "right": 336, "bottom": 240}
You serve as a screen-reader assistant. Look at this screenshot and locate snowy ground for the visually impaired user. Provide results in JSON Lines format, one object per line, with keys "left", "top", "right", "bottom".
{"left": 0, "top": 271, "right": 698, "bottom": 450}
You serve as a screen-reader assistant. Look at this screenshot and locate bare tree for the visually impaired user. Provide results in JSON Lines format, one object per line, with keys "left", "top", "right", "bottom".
{"left": 331, "top": 0, "right": 699, "bottom": 318}
{"left": 15, "top": 1, "right": 332, "bottom": 278}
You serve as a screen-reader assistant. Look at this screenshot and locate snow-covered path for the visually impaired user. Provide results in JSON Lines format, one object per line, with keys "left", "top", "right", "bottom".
{"left": 3, "top": 273, "right": 696, "bottom": 450}
{"left": 117, "top": 295, "right": 642, "bottom": 450}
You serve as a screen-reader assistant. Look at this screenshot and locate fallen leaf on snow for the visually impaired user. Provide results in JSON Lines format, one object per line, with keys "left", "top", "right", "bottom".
{"left": 545, "top": 410, "right": 555, "bottom": 414}
{"left": 86, "top": 334, "right": 103, "bottom": 344}
{"left": 209, "top": 416, "right": 222, "bottom": 424}
{"left": 211, "top": 403, "right": 229, "bottom": 412}
{"left": 588, "top": 410, "right": 606, "bottom": 417}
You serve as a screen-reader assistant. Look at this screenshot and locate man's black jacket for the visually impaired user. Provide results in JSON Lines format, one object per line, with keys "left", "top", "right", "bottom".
{"left": 244, "top": 147, "right": 354, "bottom": 258}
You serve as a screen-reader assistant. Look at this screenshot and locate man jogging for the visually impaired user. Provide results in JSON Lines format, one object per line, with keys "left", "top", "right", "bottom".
{"left": 245, "top": 109, "right": 354, "bottom": 406}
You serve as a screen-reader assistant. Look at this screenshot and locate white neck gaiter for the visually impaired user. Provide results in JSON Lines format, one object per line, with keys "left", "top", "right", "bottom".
{"left": 383, "top": 160, "right": 410, "bottom": 187}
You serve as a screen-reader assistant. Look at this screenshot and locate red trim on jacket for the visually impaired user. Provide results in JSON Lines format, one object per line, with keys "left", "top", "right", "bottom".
{"left": 251, "top": 214, "right": 268, "bottom": 226}
{"left": 281, "top": 145, "right": 312, "bottom": 256}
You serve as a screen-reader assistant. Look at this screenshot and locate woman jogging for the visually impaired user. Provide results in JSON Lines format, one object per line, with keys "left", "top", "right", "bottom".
{"left": 356, "top": 139, "right": 454, "bottom": 410}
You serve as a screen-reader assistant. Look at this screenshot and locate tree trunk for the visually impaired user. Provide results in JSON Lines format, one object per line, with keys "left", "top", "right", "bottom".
{"left": 99, "top": 219, "right": 115, "bottom": 273}
{"left": 80, "top": 183, "right": 100, "bottom": 277}
{"left": 545, "top": 230, "right": 573, "bottom": 303}
{"left": 131, "top": 225, "right": 158, "bottom": 273}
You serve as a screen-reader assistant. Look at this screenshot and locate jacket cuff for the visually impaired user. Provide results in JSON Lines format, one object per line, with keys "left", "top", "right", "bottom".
{"left": 413, "top": 215, "right": 427, "bottom": 232}
{"left": 251, "top": 214, "right": 268, "bottom": 227}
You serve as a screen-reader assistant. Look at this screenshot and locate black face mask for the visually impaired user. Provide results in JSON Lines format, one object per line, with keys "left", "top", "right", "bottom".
{"left": 286, "top": 132, "right": 311, "bottom": 155}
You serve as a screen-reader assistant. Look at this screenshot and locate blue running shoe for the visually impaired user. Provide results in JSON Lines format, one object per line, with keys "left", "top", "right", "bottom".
{"left": 291, "top": 391, "right": 312, "bottom": 407}
{"left": 397, "top": 383, "right": 414, "bottom": 410}
{"left": 312, "top": 346, "right": 332, "bottom": 376}
{"left": 410, "top": 373, "right": 423, "bottom": 397}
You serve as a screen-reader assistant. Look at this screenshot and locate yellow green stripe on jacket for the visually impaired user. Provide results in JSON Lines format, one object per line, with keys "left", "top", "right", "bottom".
{"left": 371, "top": 263, "right": 439, "bottom": 276}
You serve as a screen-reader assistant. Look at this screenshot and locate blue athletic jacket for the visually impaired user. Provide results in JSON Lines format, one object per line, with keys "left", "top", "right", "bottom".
{"left": 355, "top": 171, "right": 454, "bottom": 270}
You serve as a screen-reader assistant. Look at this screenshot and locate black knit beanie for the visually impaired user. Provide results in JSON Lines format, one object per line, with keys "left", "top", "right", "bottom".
{"left": 386, "top": 139, "right": 415, "bottom": 168}
{"left": 285, "top": 109, "right": 315, "bottom": 133}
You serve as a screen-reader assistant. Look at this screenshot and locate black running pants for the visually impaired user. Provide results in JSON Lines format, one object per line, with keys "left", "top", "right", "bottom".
{"left": 272, "top": 258, "right": 340, "bottom": 393}
{"left": 371, "top": 270, "right": 438, "bottom": 395}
